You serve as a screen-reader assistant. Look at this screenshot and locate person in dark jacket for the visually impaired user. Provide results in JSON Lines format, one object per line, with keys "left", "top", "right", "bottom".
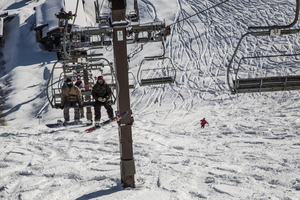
{"left": 60, "top": 78, "right": 83, "bottom": 123}
{"left": 75, "top": 77, "right": 84, "bottom": 89}
{"left": 92, "top": 76, "right": 114, "bottom": 126}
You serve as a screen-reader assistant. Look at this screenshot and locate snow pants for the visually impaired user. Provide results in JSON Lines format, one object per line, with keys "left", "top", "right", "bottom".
{"left": 63, "top": 101, "right": 80, "bottom": 121}
{"left": 94, "top": 100, "right": 114, "bottom": 121}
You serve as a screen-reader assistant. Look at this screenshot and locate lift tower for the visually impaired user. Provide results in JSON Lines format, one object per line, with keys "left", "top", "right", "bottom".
{"left": 111, "top": 0, "right": 135, "bottom": 188}
{"left": 44, "top": 0, "right": 171, "bottom": 189}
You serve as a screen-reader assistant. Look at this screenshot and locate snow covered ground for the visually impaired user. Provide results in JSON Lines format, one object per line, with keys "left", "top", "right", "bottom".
{"left": 1, "top": 0, "right": 300, "bottom": 199}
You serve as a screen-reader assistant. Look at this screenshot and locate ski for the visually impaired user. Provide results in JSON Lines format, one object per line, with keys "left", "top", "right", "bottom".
{"left": 84, "top": 111, "right": 128, "bottom": 133}
{"left": 46, "top": 120, "right": 88, "bottom": 128}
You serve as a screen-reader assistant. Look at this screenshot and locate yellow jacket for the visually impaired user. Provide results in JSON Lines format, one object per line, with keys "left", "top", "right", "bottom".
{"left": 61, "top": 84, "right": 83, "bottom": 106}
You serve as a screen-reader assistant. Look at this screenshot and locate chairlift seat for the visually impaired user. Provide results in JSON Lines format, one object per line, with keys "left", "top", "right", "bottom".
{"left": 81, "top": 91, "right": 92, "bottom": 96}
{"left": 136, "top": 37, "right": 149, "bottom": 43}
{"left": 127, "top": 13, "right": 138, "bottom": 22}
{"left": 55, "top": 101, "right": 96, "bottom": 109}
{"left": 54, "top": 93, "right": 61, "bottom": 98}
{"left": 233, "top": 75, "right": 300, "bottom": 93}
{"left": 140, "top": 77, "right": 174, "bottom": 86}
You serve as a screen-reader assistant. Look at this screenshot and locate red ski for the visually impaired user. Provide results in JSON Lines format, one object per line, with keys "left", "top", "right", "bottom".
{"left": 84, "top": 111, "right": 128, "bottom": 133}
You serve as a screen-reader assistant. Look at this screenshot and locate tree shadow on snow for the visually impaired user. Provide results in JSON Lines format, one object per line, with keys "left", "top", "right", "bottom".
{"left": 2, "top": 13, "right": 56, "bottom": 75}
{"left": 75, "top": 184, "right": 123, "bottom": 200}
{"left": 2, "top": 90, "right": 46, "bottom": 118}
{"left": 4, "top": 1, "right": 27, "bottom": 10}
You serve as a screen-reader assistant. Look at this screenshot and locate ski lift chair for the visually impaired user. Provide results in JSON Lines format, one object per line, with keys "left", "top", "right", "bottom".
{"left": 233, "top": 75, "right": 300, "bottom": 93}
{"left": 137, "top": 41, "right": 176, "bottom": 86}
{"left": 232, "top": 54, "right": 300, "bottom": 93}
{"left": 101, "top": 72, "right": 117, "bottom": 105}
{"left": 128, "top": 72, "right": 137, "bottom": 89}
{"left": 227, "top": 30, "right": 300, "bottom": 95}
{"left": 227, "top": 0, "right": 300, "bottom": 94}
{"left": 138, "top": 56, "right": 176, "bottom": 86}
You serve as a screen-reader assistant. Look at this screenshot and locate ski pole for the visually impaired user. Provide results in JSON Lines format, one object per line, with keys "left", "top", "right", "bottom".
{"left": 164, "top": 109, "right": 171, "bottom": 120}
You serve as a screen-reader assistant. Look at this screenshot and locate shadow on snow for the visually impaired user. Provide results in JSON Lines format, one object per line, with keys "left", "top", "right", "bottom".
{"left": 75, "top": 184, "right": 123, "bottom": 200}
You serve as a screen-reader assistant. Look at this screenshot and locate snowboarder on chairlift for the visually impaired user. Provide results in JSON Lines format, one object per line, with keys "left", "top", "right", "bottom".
{"left": 200, "top": 118, "right": 209, "bottom": 128}
{"left": 60, "top": 78, "right": 83, "bottom": 123}
{"left": 92, "top": 76, "right": 114, "bottom": 126}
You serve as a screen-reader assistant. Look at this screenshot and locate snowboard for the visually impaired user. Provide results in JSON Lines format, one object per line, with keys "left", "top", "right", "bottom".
{"left": 84, "top": 111, "right": 128, "bottom": 133}
{"left": 46, "top": 120, "right": 87, "bottom": 128}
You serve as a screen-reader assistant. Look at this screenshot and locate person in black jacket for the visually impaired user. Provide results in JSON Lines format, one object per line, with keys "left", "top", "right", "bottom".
{"left": 92, "top": 76, "right": 114, "bottom": 126}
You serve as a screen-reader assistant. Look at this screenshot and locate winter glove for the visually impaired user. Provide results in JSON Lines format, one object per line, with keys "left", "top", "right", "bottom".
{"left": 106, "top": 100, "right": 112, "bottom": 106}
{"left": 98, "top": 97, "right": 106, "bottom": 102}
{"left": 60, "top": 105, "right": 64, "bottom": 109}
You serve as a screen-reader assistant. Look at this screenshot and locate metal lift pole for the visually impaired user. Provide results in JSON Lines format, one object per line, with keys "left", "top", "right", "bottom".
{"left": 111, "top": 0, "right": 135, "bottom": 188}
{"left": 83, "top": 69, "right": 92, "bottom": 121}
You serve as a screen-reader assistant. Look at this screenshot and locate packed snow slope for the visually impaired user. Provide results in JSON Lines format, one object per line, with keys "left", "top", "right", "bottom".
{"left": 1, "top": 0, "right": 300, "bottom": 199}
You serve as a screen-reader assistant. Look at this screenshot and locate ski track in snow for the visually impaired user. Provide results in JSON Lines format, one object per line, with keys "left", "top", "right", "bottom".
{"left": 1, "top": 0, "right": 300, "bottom": 199}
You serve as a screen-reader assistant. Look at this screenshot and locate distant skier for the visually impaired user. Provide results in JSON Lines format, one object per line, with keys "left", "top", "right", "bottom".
{"left": 92, "top": 76, "right": 114, "bottom": 126}
{"left": 200, "top": 118, "right": 209, "bottom": 128}
{"left": 75, "top": 77, "right": 85, "bottom": 118}
{"left": 60, "top": 78, "right": 83, "bottom": 123}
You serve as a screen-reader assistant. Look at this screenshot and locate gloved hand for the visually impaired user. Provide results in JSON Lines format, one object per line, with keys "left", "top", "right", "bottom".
{"left": 106, "top": 100, "right": 112, "bottom": 106}
{"left": 60, "top": 105, "right": 64, "bottom": 109}
{"left": 98, "top": 97, "right": 106, "bottom": 102}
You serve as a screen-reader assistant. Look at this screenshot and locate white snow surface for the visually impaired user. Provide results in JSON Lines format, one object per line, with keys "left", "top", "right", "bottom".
{"left": 1, "top": 0, "right": 300, "bottom": 199}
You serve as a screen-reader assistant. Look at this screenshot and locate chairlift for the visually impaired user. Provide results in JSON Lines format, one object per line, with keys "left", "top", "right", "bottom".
{"left": 232, "top": 53, "right": 300, "bottom": 93}
{"left": 128, "top": 72, "right": 137, "bottom": 89}
{"left": 227, "top": 0, "right": 300, "bottom": 94}
{"left": 101, "top": 71, "right": 117, "bottom": 105}
{"left": 47, "top": 59, "right": 112, "bottom": 109}
{"left": 227, "top": 30, "right": 300, "bottom": 94}
{"left": 137, "top": 41, "right": 176, "bottom": 86}
{"left": 103, "top": 71, "right": 137, "bottom": 105}
{"left": 126, "top": 0, "right": 139, "bottom": 22}
{"left": 126, "top": 11, "right": 139, "bottom": 22}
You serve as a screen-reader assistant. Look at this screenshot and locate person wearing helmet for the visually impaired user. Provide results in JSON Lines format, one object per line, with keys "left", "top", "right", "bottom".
{"left": 92, "top": 76, "right": 114, "bottom": 126}
{"left": 75, "top": 77, "right": 84, "bottom": 89}
{"left": 200, "top": 118, "right": 209, "bottom": 128}
{"left": 60, "top": 77, "right": 83, "bottom": 123}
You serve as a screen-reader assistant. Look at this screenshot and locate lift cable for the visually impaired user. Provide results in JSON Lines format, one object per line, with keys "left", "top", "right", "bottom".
{"left": 70, "top": 0, "right": 80, "bottom": 32}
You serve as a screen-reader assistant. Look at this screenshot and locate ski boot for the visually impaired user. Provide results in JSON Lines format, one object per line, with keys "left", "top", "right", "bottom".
{"left": 95, "top": 120, "right": 100, "bottom": 127}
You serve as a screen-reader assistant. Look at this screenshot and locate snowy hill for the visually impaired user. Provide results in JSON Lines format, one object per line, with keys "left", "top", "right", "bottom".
{"left": 1, "top": 0, "right": 300, "bottom": 199}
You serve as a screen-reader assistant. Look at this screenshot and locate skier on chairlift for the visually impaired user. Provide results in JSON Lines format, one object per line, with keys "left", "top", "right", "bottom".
{"left": 60, "top": 78, "right": 83, "bottom": 124}
{"left": 92, "top": 76, "right": 114, "bottom": 126}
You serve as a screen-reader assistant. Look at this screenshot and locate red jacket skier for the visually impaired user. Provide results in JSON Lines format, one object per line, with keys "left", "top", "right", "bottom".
{"left": 200, "top": 118, "right": 208, "bottom": 128}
